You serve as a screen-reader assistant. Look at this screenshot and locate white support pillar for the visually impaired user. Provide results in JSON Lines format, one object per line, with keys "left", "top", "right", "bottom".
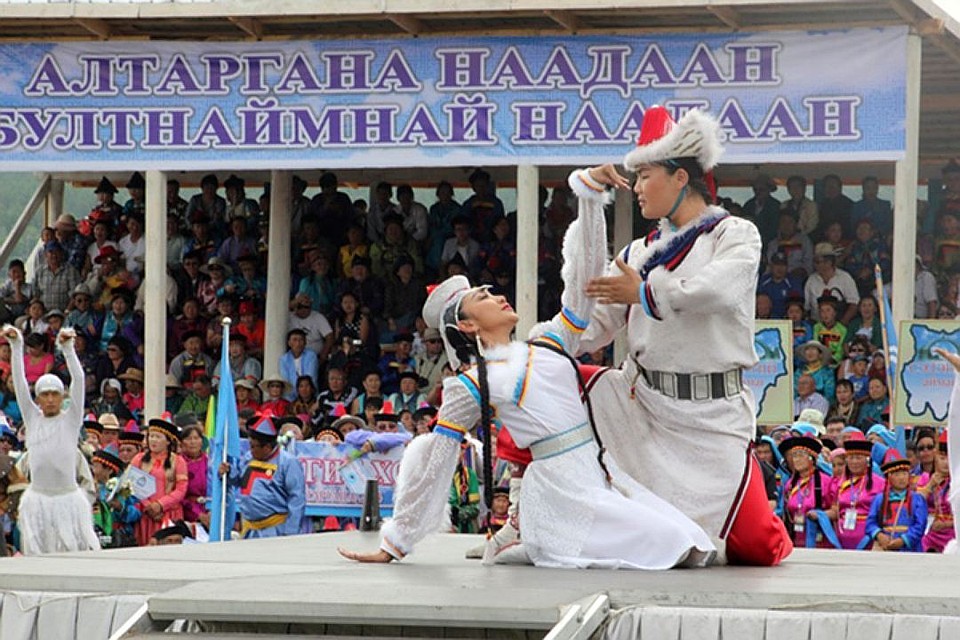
{"left": 613, "top": 187, "right": 633, "bottom": 366}
{"left": 263, "top": 170, "right": 292, "bottom": 379}
{"left": 46, "top": 179, "right": 64, "bottom": 226}
{"left": 892, "top": 32, "right": 921, "bottom": 326}
{"left": 515, "top": 165, "right": 539, "bottom": 340}
{"left": 143, "top": 170, "right": 168, "bottom": 420}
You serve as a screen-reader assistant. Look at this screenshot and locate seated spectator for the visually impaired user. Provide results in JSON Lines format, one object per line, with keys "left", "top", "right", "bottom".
{"left": 378, "top": 333, "right": 416, "bottom": 396}
{"left": 235, "top": 299, "right": 265, "bottom": 358}
{"left": 168, "top": 330, "right": 214, "bottom": 386}
{"left": 766, "top": 212, "right": 812, "bottom": 281}
{"left": 852, "top": 176, "right": 892, "bottom": 239}
{"left": 328, "top": 332, "right": 376, "bottom": 391}
{"left": 758, "top": 252, "right": 801, "bottom": 319}
{"left": 475, "top": 216, "right": 516, "bottom": 283}
{"left": 426, "top": 181, "right": 461, "bottom": 273}
{"left": 197, "top": 257, "right": 233, "bottom": 315}
{"left": 846, "top": 355, "right": 871, "bottom": 402}
{"left": 258, "top": 376, "right": 292, "bottom": 417}
{"left": 99, "top": 287, "right": 143, "bottom": 353}
{"left": 173, "top": 250, "right": 209, "bottom": 311}
{"left": 836, "top": 334, "right": 873, "bottom": 381}
{"left": 212, "top": 333, "right": 262, "bottom": 388}
{"left": 780, "top": 175, "right": 819, "bottom": 237}
{"left": 316, "top": 366, "right": 358, "bottom": 419}
{"left": 366, "top": 181, "right": 400, "bottom": 242}
{"left": 845, "top": 296, "right": 883, "bottom": 351}
{"left": 165, "top": 374, "right": 184, "bottom": 416}
{"left": 351, "top": 369, "right": 385, "bottom": 416}
{"left": 338, "top": 256, "right": 385, "bottom": 320}
{"left": 462, "top": 169, "right": 505, "bottom": 242}
{"left": 0, "top": 260, "right": 35, "bottom": 322}
{"left": 41, "top": 308, "right": 66, "bottom": 347}
{"left": 489, "top": 267, "right": 516, "bottom": 307}
{"left": 123, "top": 172, "right": 146, "bottom": 220}
{"left": 0, "top": 376, "right": 21, "bottom": 425}
{"left": 396, "top": 184, "right": 428, "bottom": 243}
{"left": 830, "top": 380, "right": 859, "bottom": 429}
{"left": 35, "top": 240, "right": 81, "bottom": 313}
{"left": 95, "top": 335, "right": 136, "bottom": 387}
{"left": 370, "top": 214, "right": 422, "bottom": 280}
{"left": 845, "top": 219, "right": 891, "bottom": 294}
{"left": 815, "top": 174, "right": 854, "bottom": 240}
{"left": 857, "top": 378, "right": 889, "bottom": 429}
{"left": 217, "top": 215, "right": 257, "bottom": 269}
{"left": 384, "top": 256, "right": 425, "bottom": 337}
{"left": 310, "top": 172, "right": 354, "bottom": 247}
{"left": 390, "top": 371, "right": 426, "bottom": 414}
{"left": 166, "top": 213, "right": 186, "bottom": 270}
{"left": 180, "top": 375, "right": 214, "bottom": 422}
{"left": 795, "top": 340, "right": 835, "bottom": 404}
{"left": 205, "top": 294, "right": 237, "bottom": 354}
{"left": 755, "top": 293, "right": 773, "bottom": 320}
{"left": 742, "top": 174, "right": 781, "bottom": 241}
{"left": 21, "top": 332, "right": 53, "bottom": 385}
{"left": 14, "top": 298, "right": 47, "bottom": 336}
{"left": 297, "top": 253, "right": 337, "bottom": 318}
{"left": 90, "top": 176, "right": 123, "bottom": 229}
{"left": 52, "top": 214, "right": 89, "bottom": 275}
{"left": 83, "top": 218, "right": 118, "bottom": 278}
{"left": 117, "top": 214, "right": 145, "bottom": 276}
{"left": 915, "top": 257, "right": 939, "bottom": 319}
{"left": 90, "top": 378, "right": 133, "bottom": 421}
{"left": 186, "top": 173, "right": 227, "bottom": 228}
{"left": 118, "top": 368, "right": 145, "bottom": 421}
{"left": 804, "top": 243, "right": 859, "bottom": 323}
{"left": 287, "top": 294, "right": 333, "bottom": 361}
{"left": 813, "top": 296, "right": 846, "bottom": 365}
{"left": 223, "top": 174, "right": 260, "bottom": 223}
{"left": 338, "top": 223, "right": 369, "bottom": 279}
{"left": 794, "top": 373, "right": 830, "bottom": 419}
{"left": 441, "top": 216, "right": 481, "bottom": 276}
{"left": 169, "top": 298, "right": 206, "bottom": 361}
{"left": 279, "top": 329, "right": 318, "bottom": 400}
{"left": 235, "top": 378, "right": 260, "bottom": 414}
{"left": 87, "top": 246, "right": 137, "bottom": 311}
{"left": 65, "top": 283, "right": 100, "bottom": 340}
{"left": 291, "top": 376, "right": 319, "bottom": 418}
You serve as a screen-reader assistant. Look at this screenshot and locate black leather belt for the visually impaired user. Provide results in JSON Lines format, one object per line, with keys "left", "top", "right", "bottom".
{"left": 638, "top": 364, "right": 743, "bottom": 401}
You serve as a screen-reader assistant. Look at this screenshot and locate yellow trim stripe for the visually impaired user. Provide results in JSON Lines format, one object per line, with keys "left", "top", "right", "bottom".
{"left": 517, "top": 346, "right": 534, "bottom": 407}
{"left": 560, "top": 312, "right": 586, "bottom": 334}
{"left": 436, "top": 419, "right": 467, "bottom": 435}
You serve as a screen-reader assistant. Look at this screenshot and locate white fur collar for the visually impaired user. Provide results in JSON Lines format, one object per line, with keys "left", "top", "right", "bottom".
{"left": 467, "top": 341, "right": 530, "bottom": 403}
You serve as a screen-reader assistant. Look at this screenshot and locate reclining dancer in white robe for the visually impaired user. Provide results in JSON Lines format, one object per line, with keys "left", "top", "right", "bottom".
{"left": 339, "top": 167, "right": 715, "bottom": 569}
{"left": 932, "top": 347, "right": 960, "bottom": 554}
{"left": 3, "top": 325, "right": 99, "bottom": 554}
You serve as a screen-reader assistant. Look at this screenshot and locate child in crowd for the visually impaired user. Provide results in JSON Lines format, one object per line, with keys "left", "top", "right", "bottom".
{"left": 813, "top": 296, "right": 847, "bottom": 365}
{"left": 866, "top": 457, "right": 927, "bottom": 552}
{"left": 90, "top": 446, "right": 140, "bottom": 548}
{"left": 846, "top": 356, "right": 871, "bottom": 401}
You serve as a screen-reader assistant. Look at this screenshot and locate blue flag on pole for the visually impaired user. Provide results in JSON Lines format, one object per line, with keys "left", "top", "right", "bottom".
{"left": 875, "top": 265, "right": 906, "bottom": 456}
{"left": 207, "top": 320, "right": 240, "bottom": 542}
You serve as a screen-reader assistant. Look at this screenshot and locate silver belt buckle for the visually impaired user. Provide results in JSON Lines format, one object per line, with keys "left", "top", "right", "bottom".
{"left": 692, "top": 373, "right": 710, "bottom": 401}
{"left": 724, "top": 370, "right": 741, "bottom": 398}
{"left": 661, "top": 372, "right": 677, "bottom": 398}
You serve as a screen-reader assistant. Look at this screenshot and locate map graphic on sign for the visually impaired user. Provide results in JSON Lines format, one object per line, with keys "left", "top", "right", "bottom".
{"left": 744, "top": 325, "right": 790, "bottom": 420}
{"left": 900, "top": 325, "right": 960, "bottom": 421}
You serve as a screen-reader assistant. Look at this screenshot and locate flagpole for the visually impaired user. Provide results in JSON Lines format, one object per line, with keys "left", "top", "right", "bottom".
{"left": 219, "top": 316, "right": 231, "bottom": 541}
{"left": 875, "top": 264, "right": 894, "bottom": 432}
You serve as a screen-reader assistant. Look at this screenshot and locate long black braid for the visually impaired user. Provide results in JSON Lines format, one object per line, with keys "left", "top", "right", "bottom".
{"left": 443, "top": 308, "right": 495, "bottom": 510}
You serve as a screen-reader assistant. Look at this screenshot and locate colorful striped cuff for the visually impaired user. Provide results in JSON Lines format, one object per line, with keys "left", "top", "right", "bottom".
{"left": 639, "top": 282, "right": 662, "bottom": 321}
{"left": 560, "top": 306, "right": 588, "bottom": 333}
{"left": 435, "top": 419, "right": 467, "bottom": 441}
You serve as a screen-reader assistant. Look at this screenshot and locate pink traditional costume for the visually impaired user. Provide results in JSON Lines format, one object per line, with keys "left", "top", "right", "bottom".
{"left": 574, "top": 106, "right": 791, "bottom": 565}
{"left": 827, "top": 437, "right": 884, "bottom": 550}
{"left": 378, "top": 171, "right": 715, "bottom": 569}
{"left": 130, "top": 418, "right": 188, "bottom": 546}
{"left": 919, "top": 434, "right": 955, "bottom": 552}
{"left": 779, "top": 436, "right": 833, "bottom": 548}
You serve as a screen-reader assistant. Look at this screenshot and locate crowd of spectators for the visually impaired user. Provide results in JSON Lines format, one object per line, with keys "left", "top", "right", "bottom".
{"left": 0, "top": 160, "right": 955, "bottom": 550}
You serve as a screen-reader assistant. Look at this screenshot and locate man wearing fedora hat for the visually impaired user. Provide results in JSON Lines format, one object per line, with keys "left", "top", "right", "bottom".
{"left": 804, "top": 242, "right": 859, "bottom": 323}
{"left": 35, "top": 239, "right": 81, "bottom": 313}
{"left": 53, "top": 214, "right": 89, "bottom": 272}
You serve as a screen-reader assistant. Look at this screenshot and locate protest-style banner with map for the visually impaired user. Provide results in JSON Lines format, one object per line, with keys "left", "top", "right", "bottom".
{"left": 894, "top": 320, "right": 960, "bottom": 425}
{"left": 744, "top": 320, "right": 793, "bottom": 425}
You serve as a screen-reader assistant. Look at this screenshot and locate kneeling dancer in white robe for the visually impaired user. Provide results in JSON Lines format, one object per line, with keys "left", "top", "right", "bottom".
{"left": 339, "top": 167, "right": 715, "bottom": 569}
{"left": 3, "top": 325, "right": 99, "bottom": 555}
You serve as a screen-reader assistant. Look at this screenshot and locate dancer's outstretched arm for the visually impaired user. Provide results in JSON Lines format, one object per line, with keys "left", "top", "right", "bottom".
{"left": 2, "top": 326, "right": 39, "bottom": 422}
{"left": 58, "top": 328, "right": 84, "bottom": 431}
{"left": 528, "top": 166, "right": 622, "bottom": 356}
{"left": 339, "top": 376, "right": 480, "bottom": 563}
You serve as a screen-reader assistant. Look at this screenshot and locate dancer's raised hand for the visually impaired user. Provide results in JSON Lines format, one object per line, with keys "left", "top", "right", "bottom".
{"left": 57, "top": 327, "right": 77, "bottom": 345}
{"left": 933, "top": 348, "right": 960, "bottom": 373}
{"left": 586, "top": 164, "right": 631, "bottom": 190}
{"left": 2, "top": 325, "right": 21, "bottom": 343}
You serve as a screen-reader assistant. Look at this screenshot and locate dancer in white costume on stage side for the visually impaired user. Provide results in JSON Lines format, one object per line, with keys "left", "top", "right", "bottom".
{"left": 3, "top": 325, "right": 99, "bottom": 555}
{"left": 931, "top": 348, "right": 960, "bottom": 554}
{"left": 339, "top": 166, "right": 715, "bottom": 569}
{"left": 578, "top": 106, "right": 791, "bottom": 565}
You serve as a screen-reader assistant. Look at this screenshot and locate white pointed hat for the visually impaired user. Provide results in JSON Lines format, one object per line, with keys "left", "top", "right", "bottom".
{"left": 422, "top": 275, "right": 474, "bottom": 370}
{"left": 623, "top": 106, "right": 724, "bottom": 173}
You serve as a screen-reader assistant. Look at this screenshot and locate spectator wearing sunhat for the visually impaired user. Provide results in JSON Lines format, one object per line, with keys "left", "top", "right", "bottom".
{"left": 52, "top": 214, "right": 89, "bottom": 273}
{"left": 219, "top": 414, "right": 304, "bottom": 538}
{"left": 212, "top": 332, "right": 262, "bottom": 389}
{"left": 86, "top": 245, "right": 136, "bottom": 311}
{"left": 65, "top": 283, "right": 100, "bottom": 339}
{"left": 91, "top": 445, "right": 140, "bottom": 548}
{"left": 233, "top": 377, "right": 260, "bottom": 414}
{"left": 259, "top": 376, "right": 292, "bottom": 417}
{"left": 804, "top": 242, "right": 860, "bottom": 323}
{"left": 118, "top": 368, "right": 145, "bottom": 421}
{"left": 866, "top": 456, "right": 927, "bottom": 552}
{"left": 778, "top": 436, "right": 832, "bottom": 548}
{"left": 279, "top": 328, "right": 317, "bottom": 401}
{"left": 35, "top": 239, "right": 81, "bottom": 313}
{"left": 794, "top": 340, "right": 835, "bottom": 405}
{"left": 130, "top": 414, "right": 188, "bottom": 546}
{"left": 287, "top": 293, "right": 334, "bottom": 360}
{"left": 97, "top": 412, "right": 121, "bottom": 448}
{"left": 824, "top": 433, "right": 885, "bottom": 550}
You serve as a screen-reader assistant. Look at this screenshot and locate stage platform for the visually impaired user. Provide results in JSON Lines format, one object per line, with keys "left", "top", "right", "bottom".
{"left": 1, "top": 532, "right": 960, "bottom": 639}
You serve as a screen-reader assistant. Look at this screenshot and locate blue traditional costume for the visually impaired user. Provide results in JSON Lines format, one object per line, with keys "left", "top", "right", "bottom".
{"left": 227, "top": 416, "right": 305, "bottom": 538}
{"left": 866, "top": 457, "right": 927, "bottom": 552}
